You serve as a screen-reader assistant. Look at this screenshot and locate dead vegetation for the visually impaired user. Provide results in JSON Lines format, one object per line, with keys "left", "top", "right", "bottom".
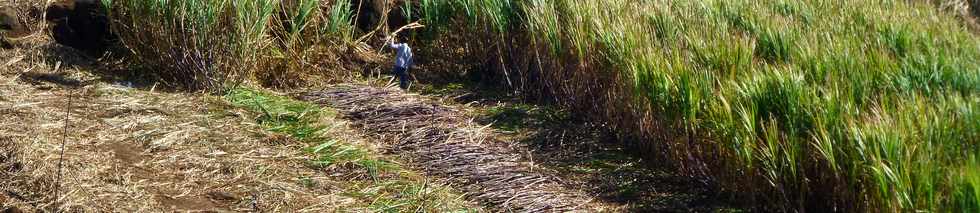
{"left": 2, "top": 48, "right": 346, "bottom": 211}
{"left": 300, "top": 85, "right": 606, "bottom": 212}
{"left": 0, "top": 27, "right": 476, "bottom": 211}
{"left": 412, "top": 80, "right": 743, "bottom": 212}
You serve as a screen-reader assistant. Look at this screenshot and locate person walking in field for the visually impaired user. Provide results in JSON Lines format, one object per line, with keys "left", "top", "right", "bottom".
{"left": 386, "top": 36, "right": 413, "bottom": 90}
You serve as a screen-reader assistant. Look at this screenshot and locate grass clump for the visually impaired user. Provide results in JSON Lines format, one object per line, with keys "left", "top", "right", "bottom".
{"left": 225, "top": 88, "right": 328, "bottom": 140}
{"left": 754, "top": 28, "right": 795, "bottom": 63}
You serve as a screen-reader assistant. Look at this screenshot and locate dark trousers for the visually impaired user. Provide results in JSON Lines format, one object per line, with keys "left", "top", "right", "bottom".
{"left": 393, "top": 66, "right": 410, "bottom": 89}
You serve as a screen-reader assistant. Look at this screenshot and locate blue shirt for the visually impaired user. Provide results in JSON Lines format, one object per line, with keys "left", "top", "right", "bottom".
{"left": 390, "top": 43, "right": 413, "bottom": 69}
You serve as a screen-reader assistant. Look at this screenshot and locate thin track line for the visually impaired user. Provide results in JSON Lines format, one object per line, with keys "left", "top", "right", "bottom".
{"left": 54, "top": 89, "right": 72, "bottom": 210}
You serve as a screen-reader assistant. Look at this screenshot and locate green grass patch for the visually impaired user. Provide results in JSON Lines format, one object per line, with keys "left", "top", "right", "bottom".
{"left": 482, "top": 104, "right": 569, "bottom": 132}
{"left": 225, "top": 88, "right": 383, "bottom": 169}
{"left": 417, "top": 83, "right": 468, "bottom": 97}
{"left": 754, "top": 28, "right": 795, "bottom": 63}
{"left": 225, "top": 88, "right": 327, "bottom": 140}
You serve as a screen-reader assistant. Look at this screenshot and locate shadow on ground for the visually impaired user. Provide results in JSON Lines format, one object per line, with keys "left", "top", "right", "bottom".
{"left": 34, "top": 42, "right": 182, "bottom": 92}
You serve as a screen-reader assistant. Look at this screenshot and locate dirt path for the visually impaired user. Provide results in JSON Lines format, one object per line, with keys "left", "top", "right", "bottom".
{"left": 301, "top": 85, "right": 606, "bottom": 212}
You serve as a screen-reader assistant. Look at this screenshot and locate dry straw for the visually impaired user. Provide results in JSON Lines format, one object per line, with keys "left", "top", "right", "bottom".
{"left": 301, "top": 84, "right": 597, "bottom": 212}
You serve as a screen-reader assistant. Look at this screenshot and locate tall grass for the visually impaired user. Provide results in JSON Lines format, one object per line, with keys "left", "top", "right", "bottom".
{"left": 103, "top": 0, "right": 272, "bottom": 91}
{"left": 262, "top": 0, "right": 359, "bottom": 88}
{"left": 104, "top": 0, "right": 356, "bottom": 91}
{"left": 325, "top": 0, "right": 354, "bottom": 38}
{"left": 408, "top": 0, "right": 980, "bottom": 211}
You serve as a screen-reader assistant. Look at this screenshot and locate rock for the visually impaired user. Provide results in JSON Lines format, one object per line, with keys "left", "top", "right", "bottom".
{"left": 45, "top": 0, "right": 115, "bottom": 56}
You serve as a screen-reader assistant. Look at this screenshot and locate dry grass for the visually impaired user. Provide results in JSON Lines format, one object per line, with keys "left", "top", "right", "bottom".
{"left": 223, "top": 87, "right": 481, "bottom": 212}
{"left": 300, "top": 84, "right": 610, "bottom": 212}
{"left": 0, "top": 31, "right": 477, "bottom": 211}
{"left": 1, "top": 42, "right": 346, "bottom": 211}
{"left": 0, "top": 0, "right": 46, "bottom": 48}
{"left": 417, "top": 83, "right": 739, "bottom": 211}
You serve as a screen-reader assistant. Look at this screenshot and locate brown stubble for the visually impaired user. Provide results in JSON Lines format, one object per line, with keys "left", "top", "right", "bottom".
{"left": 0, "top": 28, "right": 357, "bottom": 212}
